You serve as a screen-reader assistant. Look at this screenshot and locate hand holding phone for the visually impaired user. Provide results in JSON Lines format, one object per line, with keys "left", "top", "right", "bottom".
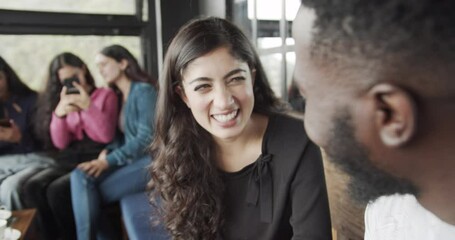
{"left": 62, "top": 76, "right": 80, "bottom": 95}
{"left": 0, "top": 120, "right": 21, "bottom": 143}
{"left": 0, "top": 119, "right": 11, "bottom": 128}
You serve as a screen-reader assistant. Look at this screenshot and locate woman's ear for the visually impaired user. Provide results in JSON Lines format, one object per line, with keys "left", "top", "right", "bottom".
{"left": 120, "top": 59, "right": 129, "bottom": 71}
{"left": 175, "top": 85, "right": 190, "bottom": 108}
{"left": 369, "top": 83, "right": 417, "bottom": 147}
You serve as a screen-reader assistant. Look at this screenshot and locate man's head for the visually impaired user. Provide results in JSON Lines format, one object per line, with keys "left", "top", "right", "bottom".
{"left": 293, "top": 0, "right": 455, "bottom": 203}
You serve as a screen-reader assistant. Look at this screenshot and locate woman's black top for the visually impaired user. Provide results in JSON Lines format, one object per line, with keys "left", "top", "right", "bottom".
{"left": 220, "top": 114, "right": 332, "bottom": 240}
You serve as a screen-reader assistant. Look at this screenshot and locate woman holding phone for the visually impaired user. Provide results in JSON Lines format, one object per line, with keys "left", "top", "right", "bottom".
{"left": 23, "top": 52, "right": 119, "bottom": 240}
{"left": 0, "top": 56, "right": 54, "bottom": 211}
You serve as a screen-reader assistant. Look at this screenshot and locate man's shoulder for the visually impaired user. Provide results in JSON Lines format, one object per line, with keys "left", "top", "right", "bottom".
{"left": 365, "top": 194, "right": 455, "bottom": 240}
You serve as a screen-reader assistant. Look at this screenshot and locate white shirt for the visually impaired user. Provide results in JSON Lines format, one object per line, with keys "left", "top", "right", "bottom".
{"left": 365, "top": 194, "right": 455, "bottom": 240}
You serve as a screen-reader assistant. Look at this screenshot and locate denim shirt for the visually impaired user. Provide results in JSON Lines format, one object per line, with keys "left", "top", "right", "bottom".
{"left": 106, "top": 82, "right": 156, "bottom": 166}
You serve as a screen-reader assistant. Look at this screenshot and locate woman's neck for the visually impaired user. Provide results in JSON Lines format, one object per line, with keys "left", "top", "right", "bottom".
{"left": 115, "top": 76, "right": 132, "bottom": 101}
{"left": 215, "top": 113, "right": 269, "bottom": 172}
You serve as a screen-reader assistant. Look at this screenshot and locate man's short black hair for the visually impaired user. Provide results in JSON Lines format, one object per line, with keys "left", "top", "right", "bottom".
{"left": 300, "top": 0, "right": 455, "bottom": 95}
{"left": 301, "top": 0, "right": 453, "bottom": 58}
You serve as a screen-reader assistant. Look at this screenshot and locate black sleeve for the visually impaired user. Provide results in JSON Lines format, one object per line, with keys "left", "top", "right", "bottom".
{"left": 290, "top": 141, "right": 332, "bottom": 240}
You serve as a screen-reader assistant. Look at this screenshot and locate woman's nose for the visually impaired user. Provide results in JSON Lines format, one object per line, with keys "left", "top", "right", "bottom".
{"left": 213, "top": 87, "right": 234, "bottom": 109}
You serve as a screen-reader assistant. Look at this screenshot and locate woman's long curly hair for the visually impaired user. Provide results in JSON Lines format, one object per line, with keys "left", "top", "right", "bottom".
{"left": 34, "top": 52, "right": 96, "bottom": 149}
{"left": 150, "top": 17, "right": 284, "bottom": 239}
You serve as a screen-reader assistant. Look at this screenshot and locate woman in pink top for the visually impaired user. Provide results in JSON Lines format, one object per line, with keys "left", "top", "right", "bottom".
{"left": 22, "top": 52, "right": 119, "bottom": 240}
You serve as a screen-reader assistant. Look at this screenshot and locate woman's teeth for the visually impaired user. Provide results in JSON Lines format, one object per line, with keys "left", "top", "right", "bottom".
{"left": 212, "top": 110, "right": 238, "bottom": 123}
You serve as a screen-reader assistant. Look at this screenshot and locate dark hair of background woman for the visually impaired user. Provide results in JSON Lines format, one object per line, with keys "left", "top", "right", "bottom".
{"left": 0, "top": 56, "right": 35, "bottom": 97}
{"left": 150, "top": 17, "right": 284, "bottom": 240}
{"left": 99, "top": 44, "right": 157, "bottom": 88}
{"left": 34, "top": 52, "right": 96, "bottom": 149}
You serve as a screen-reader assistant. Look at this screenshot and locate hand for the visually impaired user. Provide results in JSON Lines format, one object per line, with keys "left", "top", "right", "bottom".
{"left": 77, "top": 159, "right": 109, "bottom": 178}
{"left": 0, "top": 120, "right": 22, "bottom": 143}
{"left": 69, "top": 82, "right": 91, "bottom": 110}
{"left": 54, "top": 87, "right": 81, "bottom": 117}
{"left": 97, "top": 149, "right": 108, "bottom": 160}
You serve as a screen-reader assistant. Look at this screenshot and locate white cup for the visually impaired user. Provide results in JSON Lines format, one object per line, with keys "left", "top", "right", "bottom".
{"left": 0, "top": 210, "right": 11, "bottom": 220}
{"left": 0, "top": 219, "right": 7, "bottom": 240}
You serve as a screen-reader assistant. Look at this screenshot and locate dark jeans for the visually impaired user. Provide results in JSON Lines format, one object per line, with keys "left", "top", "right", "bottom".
{"left": 22, "top": 145, "right": 102, "bottom": 240}
{"left": 22, "top": 168, "right": 76, "bottom": 240}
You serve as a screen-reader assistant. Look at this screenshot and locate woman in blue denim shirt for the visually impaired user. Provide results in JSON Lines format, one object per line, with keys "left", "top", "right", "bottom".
{"left": 70, "top": 45, "right": 157, "bottom": 240}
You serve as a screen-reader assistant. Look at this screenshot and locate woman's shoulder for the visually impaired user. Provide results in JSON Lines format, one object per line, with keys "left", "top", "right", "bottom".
{"left": 268, "top": 113, "right": 307, "bottom": 138}
{"left": 264, "top": 113, "right": 316, "bottom": 173}
{"left": 129, "top": 82, "right": 155, "bottom": 97}
{"left": 13, "top": 92, "right": 38, "bottom": 110}
{"left": 131, "top": 81, "right": 156, "bottom": 92}
{"left": 265, "top": 113, "right": 310, "bottom": 153}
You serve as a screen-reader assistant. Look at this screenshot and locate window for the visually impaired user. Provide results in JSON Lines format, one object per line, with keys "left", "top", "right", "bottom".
{"left": 229, "top": 0, "right": 300, "bottom": 100}
{"left": 0, "top": 35, "right": 140, "bottom": 90}
{"left": 0, "top": 0, "right": 156, "bottom": 90}
{"left": 0, "top": 1, "right": 137, "bottom": 15}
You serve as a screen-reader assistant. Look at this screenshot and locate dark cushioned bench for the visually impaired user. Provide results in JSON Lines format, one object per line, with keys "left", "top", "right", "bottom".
{"left": 120, "top": 192, "right": 169, "bottom": 240}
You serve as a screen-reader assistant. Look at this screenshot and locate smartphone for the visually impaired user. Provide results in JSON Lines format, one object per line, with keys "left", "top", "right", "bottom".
{"left": 62, "top": 76, "right": 80, "bottom": 95}
{"left": 0, "top": 119, "right": 11, "bottom": 128}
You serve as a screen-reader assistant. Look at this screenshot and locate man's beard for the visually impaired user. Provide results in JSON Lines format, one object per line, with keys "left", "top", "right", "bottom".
{"left": 324, "top": 110, "right": 418, "bottom": 204}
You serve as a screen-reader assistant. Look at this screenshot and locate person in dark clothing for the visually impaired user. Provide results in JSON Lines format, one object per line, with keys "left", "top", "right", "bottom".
{"left": 22, "top": 52, "right": 118, "bottom": 240}
{"left": 150, "top": 17, "right": 332, "bottom": 240}
{"left": 0, "top": 56, "right": 54, "bottom": 210}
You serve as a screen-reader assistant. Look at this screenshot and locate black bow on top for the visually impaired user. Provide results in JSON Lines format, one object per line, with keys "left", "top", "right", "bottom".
{"left": 246, "top": 153, "right": 273, "bottom": 223}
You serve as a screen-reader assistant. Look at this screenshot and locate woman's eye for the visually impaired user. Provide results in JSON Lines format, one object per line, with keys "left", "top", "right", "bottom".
{"left": 229, "top": 76, "right": 245, "bottom": 83}
{"left": 194, "top": 84, "right": 211, "bottom": 91}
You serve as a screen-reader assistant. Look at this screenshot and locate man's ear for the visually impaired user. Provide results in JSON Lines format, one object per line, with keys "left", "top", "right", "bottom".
{"left": 369, "top": 83, "right": 417, "bottom": 147}
{"left": 175, "top": 85, "right": 190, "bottom": 108}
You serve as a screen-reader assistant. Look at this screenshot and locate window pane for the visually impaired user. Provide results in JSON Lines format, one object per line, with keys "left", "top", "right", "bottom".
{"left": 260, "top": 54, "right": 283, "bottom": 97}
{"left": 248, "top": 0, "right": 300, "bottom": 20}
{"left": 0, "top": 35, "right": 140, "bottom": 91}
{"left": 0, "top": 0, "right": 136, "bottom": 15}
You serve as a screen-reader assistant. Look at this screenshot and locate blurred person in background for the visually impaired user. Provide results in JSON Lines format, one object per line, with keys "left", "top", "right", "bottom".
{"left": 23, "top": 52, "right": 118, "bottom": 240}
{"left": 71, "top": 45, "right": 157, "bottom": 240}
{"left": 0, "top": 56, "right": 54, "bottom": 210}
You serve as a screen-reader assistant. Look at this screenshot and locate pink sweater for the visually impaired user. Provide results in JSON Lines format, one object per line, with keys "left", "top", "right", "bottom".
{"left": 50, "top": 88, "right": 119, "bottom": 150}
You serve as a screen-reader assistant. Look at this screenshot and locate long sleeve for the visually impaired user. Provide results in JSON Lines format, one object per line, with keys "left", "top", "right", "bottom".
{"left": 80, "top": 89, "right": 118, "bottom": 144}
{"left": 106, "top": 84, "right": 156, "bottom": 166}
{"left": 290, "top": 142, "right": 332, "bottom": 240}
{"left": 50, "top": 112, "right": 73, "bottom": 150}
{"left": 0, "top": 93, "right": 39, "bottom": 154}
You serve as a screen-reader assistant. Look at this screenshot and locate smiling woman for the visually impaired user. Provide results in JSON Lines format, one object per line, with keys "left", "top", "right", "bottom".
{"left": 150, "top": 17, "right": 332, "bottom": 240}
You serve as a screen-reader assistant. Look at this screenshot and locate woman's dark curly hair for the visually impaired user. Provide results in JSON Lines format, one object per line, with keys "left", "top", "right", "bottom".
{"left": 150, "top": 17, "right": 284, "bottom": 239}
{"left": 0, "top": 56, "right": 35, "bottom": 97}
{"left": 34, "top": 52, "right": 96, "bottom": 149}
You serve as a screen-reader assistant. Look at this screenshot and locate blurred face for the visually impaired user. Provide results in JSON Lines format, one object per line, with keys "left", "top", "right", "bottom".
{"left": 292, "top": 5, "right": 417, "bottom": 203}
{"left": 0, "top": 71, "right": 8, "bottom": 100}
{"left": 57, "top": 65, "right": 88, "bottom": 88}
{"left": 95, "top": 54, "right": 125, "bottom": 84}
{"left": 292, "top": 6, "right": 357, "bottom": 148}
{"left": 179, "top": 47, "right": 255, "bottom": 141}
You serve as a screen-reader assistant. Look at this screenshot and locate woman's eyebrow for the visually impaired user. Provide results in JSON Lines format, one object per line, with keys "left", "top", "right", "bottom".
{"left": 187, "top": 68, "right": 247, "bottom": 85}
{"left": 223, "top": 68, "right": 246, "bottom": 79}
